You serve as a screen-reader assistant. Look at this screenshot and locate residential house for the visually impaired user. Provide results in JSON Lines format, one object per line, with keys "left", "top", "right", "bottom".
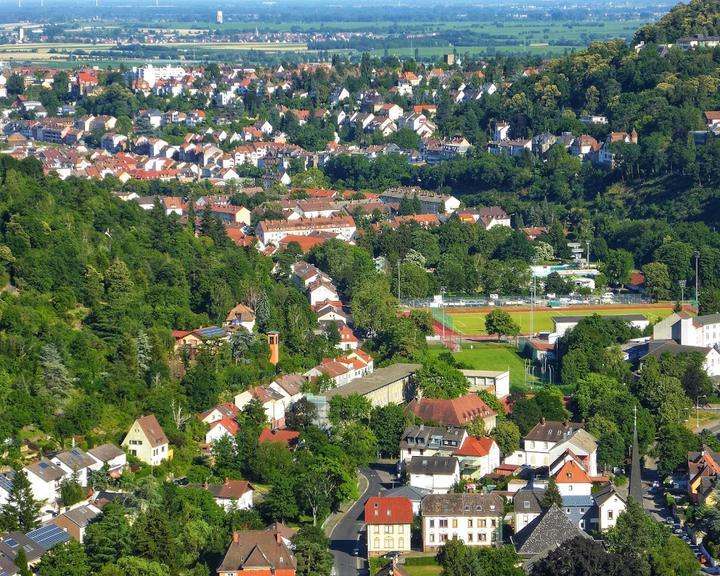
{"left": 321, "top": 362, "right": 416, "bottom": 410}
{"left": 688, "top": 447, "right": 720, "bottom": 504}
{"left": 256, "top": 215, "right": 357, "bottom": 247}
{"left": 625, "top": 339, "right": 720, "bottom": 377}
{"left": 121, "top": 414, "right": 170, "bottom": 466}
{"left": 653, "top": 312, "right": 720, "bottom": 350}
{"left": 421, "top": 493, "right": 504, "bottom": 552}
{"left": 224, "top": 303, "right": 256, "bottom": 332}
{"left": 379, "top": 187, "right": 460, "bottom": 215}
{"left": 504, "top": 420, "right": 598, "bottom": 476}
{"left": 217, "top": 527, "right": 296, "bottom": 575}
{"left": 453, "top": 436, "right": 500, "bottom": 479}
{"left": 405, "top": 394, "right": 497, "bottom": 431}
{"left": 235, "top": 386, "right": 286, "bottom": 429}
{"left": 488, "top": 139, "right": 532, "bottom": 157}
{"left": 198, "top": 479, "right": 254, "bottom": 511}
{"left": 399, "top": 425, "right": 468, "bottom": 465}
{"left": 197, "top": 403, "right": 240, "bottom": 426}
{"left": 0, "top": 531, "right": 49, "bottom": 566}
{"left": 554, "top": 459, "right": 593, "bottom": 496}
{"left": 476, "top": 207, "right": 512, "bottom": 230}
{"left": 337, "top": 325, "right": 359, "bottom": 351}
{"left": 704, "top": 111, "right": 720, "bottom": 129}
{"left": 594, "top": 484, "right": 626, "bottom": 531}
{"left": 206, "top": 417, "right": 240, "bottom": 445}
{"left": 52, "top": 504, "right": 102, "bottom": 542}
{"left": 512, "top": 504, "right": 592, "bottom": 568}
{"left": 553, "top": 314, "right": 649, "bottom": 337}
{"left": 25, "top": 459, "right": 66, "bottom": 509}
{"left": 513, "top": 489, "right": 544, "bottom": 533}
{"left": 364, "top": 496, "right": 413, "bottom": 556}
{"left": 50, "top": 447, "right": 96, "bottom": 487}
{"left": 87, "top": 444, "right": 127, "bottom": 476}
{"left": 267, "top": 374, "right": 304, "bottom": 408}
{"left": 307, "top": 279, "right": 339, "bottom": 306}
{"left": 407, "top": 455, "right": 460, "bottom": 494}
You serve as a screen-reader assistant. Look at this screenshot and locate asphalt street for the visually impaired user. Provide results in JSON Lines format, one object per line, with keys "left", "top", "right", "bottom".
{"left": 330, "top": 464, "right": 394, "bottom": 576}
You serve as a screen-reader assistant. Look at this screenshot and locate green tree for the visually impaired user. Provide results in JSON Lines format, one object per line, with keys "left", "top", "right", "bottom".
{"left": 261, "top": 475, "right": 299, "bottom": 524}
{"left": 607, "top": 497, "right": 669, "bottom": 573}
{"left": 642, "top": 262, "right": 671, "bottom": 300}
{"left": 649, "top": 535, "right": 699, "bottom": 576}
{"left": 350, "top": 276, "right": 398, "bottom": 337}
{"left": 60, "top": 474, "right": 85, "bottom": 506}
{"left": 250, "top": 441, "right": 294, "bottom": 484}
{"left": 602, "top": 250, "right": 635, "bottom": 287}
{"left": 531, "top": 536, "right": 639, "bottom": 576}
{"left": 38, "top": 541, "right": 90, "bottom": 576}
{"left": 484, "top": 309, "right": 520, "bottom": 341}
{"left": 334, "top": 422, "right": 378, "bottom": 467}
{"left": 492, "top": 419, "right": 521, "bottom": 455}
{"left": 84, "top": 503, "right": 132, "bottom": 571}
{"left": 99, "top": 557, "right": 170, "bottom": 576}
{"left": 132, "top": 508, "right": 176, "bottom": 568}
{"left": 415, "top": 359, "right": 469, "bottom": 399}
{"left": 370, "top": 404, "right": 408, "bottom": 459}
{"left": 15, "top": 548, "right": 31, "bottom": 576}
{"left": 328, "top": 393, "right": 372, "bottom": 425}
{"left": 0, "top": 469, "right": 40, "bottom": 532}
{"left": 285, "top": 397, "right": 317, "bottom": 431}
{"left": 292, "top": 526, "right": 334, "bottom": 576}
{"left": 540, "top": 479, "right": 563, "bottom": 510}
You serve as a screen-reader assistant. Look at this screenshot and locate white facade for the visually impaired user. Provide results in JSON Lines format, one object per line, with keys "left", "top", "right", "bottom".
{"left": 597, "top": 493, "right": 626, "bottom": 531}
{"left": 409, "top": 464, "right": 460, "bottom": 494}
{"left": 367, "top": 523, "right": 411, "bottom": 555}
{"left": 215, "top": 491, "right": 253, "bottom": 512}
{"left": 205, "top": 421, "right": 237, "bottom": 445}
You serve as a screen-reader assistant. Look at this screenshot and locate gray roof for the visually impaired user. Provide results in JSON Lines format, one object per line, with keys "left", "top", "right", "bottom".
{"left": 383, "top": 485, "right": 431, "bottom": 502}
{"left": 26, "top": 459, "right": 65, "bottom": 482}
{"left": 88, "top": 443, "right": 125, "bottom": 463}
{"left": 695, "top": 314, "right": 720, "bottom": 327}
{"left": 524, "top": 421, "right": 584, "bottom": 443}
{"left": 0, "top": 471, "right": 15, "bottom": 494}
{"left": 422, "top": 493, "right": 504, "bottom": 517}
{"left": 629, "top": 426, "right": 643, "bottom": 504}
{"left": 641, "top": 340, "right": 712, "bottom": 360}
{"left": 53, "top": 448, "right": 96, "bottom": 471}
{"left": 407, "top": 455, "right": 458, "bottom": 476}
{"left": 59, "top": 504, "right": 100, "bottom": 528}
{"left": 324, "top": 363, "right": 420, "bottom": 399}
{"left": 512, "top": 504, "right": 591, "bottom": 558}
{"left": 399, "top": 425, "right": 465, "bottom": 452}
{"left": 552, "top": 314, "right": 647, "bottom": 324}
{"left": 0, "top": 555, "right": 17, "bottom": 576}
{"left": 514, "top": 489, "right": 544, "bottom": 515}
{"left": 594, "top": 484, "right": 625, "bottom": 506}
{"left": 561, "top": 495, "right": 594, "bottom": 507}
{"left": 0, "top": 532, "right": 44, "bottom": 562}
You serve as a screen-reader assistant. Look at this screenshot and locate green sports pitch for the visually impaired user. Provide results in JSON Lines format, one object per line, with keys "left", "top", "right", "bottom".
{"left": 441, "top": 306, "right": 678, "bottom": 336}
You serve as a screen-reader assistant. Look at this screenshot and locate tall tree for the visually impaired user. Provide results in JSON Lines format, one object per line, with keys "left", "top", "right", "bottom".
{"left": 37, "top": 541, "right": 90, "bottom": 576}
{"left": 0, "top": 469, "right": 40, "bottom": 532}
{"left": 540, "top": 479, "right": 562, "bottom": 510}
{"left": 484, "top": 309, "right": 521, "bottom": 340}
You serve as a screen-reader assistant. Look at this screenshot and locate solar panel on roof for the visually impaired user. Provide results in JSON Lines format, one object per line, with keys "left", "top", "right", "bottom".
{"left": 4, "top": 539, "right": 17, "bottom": 548}
{"left": 27, "top": 525, "right": 70, "bottom": 550}
{"left": 38, "top": 462, "right": 48, "bottom": 469}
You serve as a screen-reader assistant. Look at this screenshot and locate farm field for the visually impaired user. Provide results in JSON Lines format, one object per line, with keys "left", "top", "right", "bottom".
{"left": 428, "top": 342, "right": 536, "bottom": 390}
{"left": 443, "top": 305, "right": 678, "bottom": 336}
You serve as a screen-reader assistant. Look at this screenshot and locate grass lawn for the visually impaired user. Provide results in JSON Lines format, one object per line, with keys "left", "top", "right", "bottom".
{"left": 429, "top": 342, "right": 537, "bottom": 390}
{"left": 403, "top": 565, "right": 443, "bottom": 576}
{"left": 445, "top": 306, "right": 676, "bottom": 336}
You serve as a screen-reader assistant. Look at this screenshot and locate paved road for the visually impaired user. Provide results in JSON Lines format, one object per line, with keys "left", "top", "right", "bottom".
{"left": 330, "top": 464, "right": 394, "bottom": 576}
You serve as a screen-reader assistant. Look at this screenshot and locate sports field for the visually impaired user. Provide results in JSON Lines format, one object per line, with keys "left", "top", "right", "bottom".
{"left": 441, "top": 304, "right": 678, "bottom": 336}
{"left": 429, "top": 342, "right": 536, "bottom": 389}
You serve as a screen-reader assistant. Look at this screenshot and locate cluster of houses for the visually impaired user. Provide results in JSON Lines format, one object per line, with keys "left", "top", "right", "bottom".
{"left": 487, "top": 121, "right": 640, "bottom": 168}
{"left": 364, "top": 417, "right": 629, "bottom": 568}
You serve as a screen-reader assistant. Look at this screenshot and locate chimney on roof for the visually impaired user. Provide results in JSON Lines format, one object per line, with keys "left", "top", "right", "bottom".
{"left": 233, "top": 531, "right": 240, "bottom": 544}
{"left": 275, "top": 524, "right": 282, "bottom": 545}
{"left": 540, "top": 417, "right": 545, "bottom": 425}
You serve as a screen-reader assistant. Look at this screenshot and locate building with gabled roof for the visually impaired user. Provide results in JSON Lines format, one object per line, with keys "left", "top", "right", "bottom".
{"left": 453, "top": 436, "right": 500, "bottom": 479}
{"left": 364, "top": 496, "right": 413, "bottom": 556}
{"left": 217, "top": 526, "right": 296, "bottom": 575}
{"left": 194, "top": 479, "right": 254, "bottom": 511}
{"left": 122, "top": 414, "right": 169, "bottom": 466}
{"left": 405, "top": 394, "right": 497, "bottom": 431}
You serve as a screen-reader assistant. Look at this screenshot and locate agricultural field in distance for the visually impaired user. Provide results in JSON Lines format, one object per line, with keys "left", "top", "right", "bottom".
{"left": 440, "top": 304, "right": 678, "bottom": 336}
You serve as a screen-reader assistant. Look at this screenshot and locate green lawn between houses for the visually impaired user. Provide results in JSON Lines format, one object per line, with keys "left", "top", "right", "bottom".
{"left": 428, "top": 342, "right": 537, "bottom": 391}
{"left": 444, "top": 306, "right": 677, "bottom": 336}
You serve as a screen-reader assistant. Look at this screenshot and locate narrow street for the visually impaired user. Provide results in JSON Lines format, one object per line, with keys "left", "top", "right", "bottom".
{"left": 330, "top": 463, "right": 395, "bottom": 576}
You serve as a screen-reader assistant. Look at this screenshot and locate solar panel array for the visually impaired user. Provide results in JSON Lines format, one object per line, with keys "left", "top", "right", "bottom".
{"left": 26, "top": 525, "right": 70, "bottom": 550}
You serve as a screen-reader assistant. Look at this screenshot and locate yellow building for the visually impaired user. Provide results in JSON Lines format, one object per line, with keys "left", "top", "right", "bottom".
{"left": 122, "top": 414, "right": 169, "bottom": 466}
{"left": 364, "top": 496, "right": 413, "bottom": 557}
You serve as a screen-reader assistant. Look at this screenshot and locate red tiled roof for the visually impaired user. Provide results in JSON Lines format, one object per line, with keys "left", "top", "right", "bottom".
{"left": 258, "top": 428, "right": 300, "bottom": 448}
{"left": 454, "top": 436, "right": 495, "bottom": 457}
{"left": 209, "top": 417, "right": 240, "bottom": 436}
{"left": 364, "top": 496, "right": 413, "bottom": 525}
{"left": 405, "top": 394, "right": 496, "bottom": 427}
{"left": 628, "top": 271, "right": 645, "bottom": 287}
{"left": 135, "top": 414, "right": 168, "bottom": 448}
{"left": 554, "top": 460, "right": 591, "bottom": 484}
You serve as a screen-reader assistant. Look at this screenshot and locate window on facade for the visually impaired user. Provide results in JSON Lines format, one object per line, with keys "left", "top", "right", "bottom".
{"left": 479, "top": 534, "right": 487, "bottom": 541}
{"left": 374, "top": 537, "right": 380, "bottom": 549}
{"left": 452, "top": 519, "right": 458, "bottom": 528}
{"left": 441, "top": 534, "right": 448, "bottom": 542}
{"left": 384, "top": 537, "right": 393, "bottom": 549}
{"left": 429, "top": 534, "right": 435, "bottom": 543}
{"left": 429, "top": 519, "right": 435, "bottom": 528}
{"left": 440, "top": 519, "right": 448, "bottom": 528}
{"left": 398, "top": 537, "right": 404, "bottom": 549}
{"left": 491, "top": 519, "right": 497, "bottom": 527}
{"left": 468, "top": 533, "right": 473, "bottom": 542}
{"left": 374, "top": 526, "right": 380, "bottom": 534}
{"left": 580, "top": 520, "right": 585, "bottom": 529}
{"left": 608, "top": 510, "right": 614, "bottom": 520}
{"left": 479, "top": 519, "right": 486, "bottom": 528}
{"left": 385, "top": 525, "right": 393, "bottom": 534}
{"left": 467, "top": 519, "right": 473, "bottom": 528}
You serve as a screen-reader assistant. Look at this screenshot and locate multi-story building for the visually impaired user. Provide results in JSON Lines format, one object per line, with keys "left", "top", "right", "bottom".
{"left": 421, "top": 493, "right": 504, "bottom": 552}
{"left": 364, "top": 496, "right": 413, "bottom": 557}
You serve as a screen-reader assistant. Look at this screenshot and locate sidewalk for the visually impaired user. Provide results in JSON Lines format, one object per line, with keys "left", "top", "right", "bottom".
{"left": 324, "top": 470, "right": 370, "bottom": 538}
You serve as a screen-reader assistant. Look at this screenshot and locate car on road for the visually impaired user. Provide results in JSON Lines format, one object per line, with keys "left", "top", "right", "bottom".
{"left": 665, "top": 517, "right": 674, "bottom": 524}
{"left": 352, "top": 545, "right": 360, "bottom": 556}
{"left": 383, "top": 551, "right": 401, "bottom": 560}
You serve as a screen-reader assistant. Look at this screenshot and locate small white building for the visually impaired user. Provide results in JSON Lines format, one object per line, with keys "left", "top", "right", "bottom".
{"left": 364, "top": 496, "right": 413, "bottom": 557}
{"left": 87, "top": 444, "right": 127, "bottom": 476}
{"left": 205, "top": 418, "right": 240, "bottom": 445}
{"left": 594, "top": 484, "right": 626, "bottom": 531}
{"left": 407, "top": 456, "right": 460, "bottom": 494}
{"left": 234, "top": 386, "right": 286, "bottom": 429}
{"left": 199, "top": 479, "right": 254, "bottom": 511}
{"left": 453, "top": 437, "right": 501, "bottom": 479}
{"left": 25, "top": 459, "right": 66, "bottom": 509}
{"left": 50, "top": 448, "right": 97, "bottom": 487}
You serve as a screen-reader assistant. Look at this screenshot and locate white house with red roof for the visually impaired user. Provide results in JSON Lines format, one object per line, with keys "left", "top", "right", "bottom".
{"left": 205, "top": 417, "right": 240, "bottom": 445}
{"left": 337, "top": 325, "right": 359, "bottom": 351}
{"left": 196, "top": 479, "right": 254, "bottom": 511}
{"left": 453, "top": 436, "right": 500, "bottom": 479}
{"left": 364, "top": 496, "right": 413, "bottom": 556}
{"left": 554, "top": 460, "right": 593, "bottom": 496}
